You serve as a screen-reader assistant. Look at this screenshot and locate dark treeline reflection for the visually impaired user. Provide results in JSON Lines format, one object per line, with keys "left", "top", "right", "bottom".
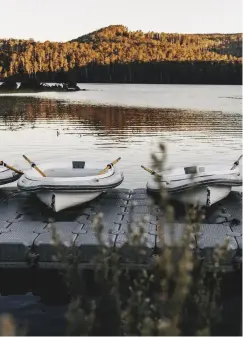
{"left": 0, "top": 97, "right": 241, "bottom": 137}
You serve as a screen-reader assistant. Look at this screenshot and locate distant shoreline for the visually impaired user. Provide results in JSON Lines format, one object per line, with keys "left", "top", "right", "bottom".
{"left": 0, "top": 82, "right": 241, "bottom": 95}
{"left": 0, "top": 88, "right": 88, "bottom": 93}
{"left": 0, "top": 80, "right": 87, "bottom": 93}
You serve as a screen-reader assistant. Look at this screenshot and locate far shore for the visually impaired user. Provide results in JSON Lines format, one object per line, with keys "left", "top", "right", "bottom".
{"left": 0, "top": 80, "right": 87, "bottom": 93}
{"left": 0, "top": 88, "right": 88, "bottom": 93}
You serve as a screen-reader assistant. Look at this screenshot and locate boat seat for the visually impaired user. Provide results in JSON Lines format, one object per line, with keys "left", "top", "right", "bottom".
{"left": 44, "top": 168, "right": 101, "bottom": 178}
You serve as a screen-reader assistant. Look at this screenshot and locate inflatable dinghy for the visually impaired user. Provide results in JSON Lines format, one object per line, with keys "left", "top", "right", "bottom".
{"left": 17, "top": 159, "right": 124, "bottom": 212}
{"left": 143, "top": 161, "right": 242, "bottom": 207}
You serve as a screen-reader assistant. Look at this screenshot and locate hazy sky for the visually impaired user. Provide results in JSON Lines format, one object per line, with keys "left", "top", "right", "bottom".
{"left": 2, "top": 0, "right": 242, "bottom": 41}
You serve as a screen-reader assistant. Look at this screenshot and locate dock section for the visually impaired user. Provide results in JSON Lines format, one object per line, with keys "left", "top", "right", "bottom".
{"left": 0, "top": 188, "right": 242, "bottom": 270}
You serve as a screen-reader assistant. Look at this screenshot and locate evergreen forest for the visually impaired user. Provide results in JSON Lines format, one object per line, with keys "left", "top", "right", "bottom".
{"left": 0, "top": 25, "right": 242, "bottom": 84}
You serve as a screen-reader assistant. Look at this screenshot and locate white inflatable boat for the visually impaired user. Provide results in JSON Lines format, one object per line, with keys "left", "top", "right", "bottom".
{"left": 144, "top": 162, "right": 242, "bottom": 207}
{"left": 17, "top": 160, "right": 124, "bottom": 212}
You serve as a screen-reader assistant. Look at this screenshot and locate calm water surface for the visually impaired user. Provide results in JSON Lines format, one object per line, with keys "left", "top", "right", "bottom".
{"left": 0, "top": 84, "right": 242, "bottom": 188}
{"left": 0, "top": 84, "right": 242, "bottom": 335}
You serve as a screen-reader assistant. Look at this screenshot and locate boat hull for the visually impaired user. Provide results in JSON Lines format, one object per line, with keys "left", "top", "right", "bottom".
{"left": 170, "top": 185, "right": 232, "bottom": 207}
{"left": 37, "top": 190, "right": 102, "bottom": 212}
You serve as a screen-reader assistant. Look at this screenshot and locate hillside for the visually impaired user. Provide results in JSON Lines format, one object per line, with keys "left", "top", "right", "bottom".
{"left": 0, "top": 25, "right": 242, "bottom": 84}
{"left": 71, "top": 25, "right": 242, "bottom": 58}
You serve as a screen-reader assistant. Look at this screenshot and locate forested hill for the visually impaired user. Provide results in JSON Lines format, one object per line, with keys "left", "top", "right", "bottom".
{"left": 0, "top": 25, "right": 242, "bottom": 84}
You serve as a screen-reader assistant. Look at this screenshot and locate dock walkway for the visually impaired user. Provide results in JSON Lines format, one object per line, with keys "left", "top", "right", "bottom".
{"left": 0, "top": 188, "right": 242, "bottom": 270}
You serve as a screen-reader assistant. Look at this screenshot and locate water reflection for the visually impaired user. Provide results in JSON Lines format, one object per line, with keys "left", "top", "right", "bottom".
{"left": 0, "top": 97, "right": 241, "bottom": 135}
{"left": 0, "top": 96, "right": 241, "bottom": 189}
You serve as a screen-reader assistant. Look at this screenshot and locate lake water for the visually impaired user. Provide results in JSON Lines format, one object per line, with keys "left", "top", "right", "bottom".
{"left": 0, "top": 84, "right": 242, "bottom": 335}
{"left": 0, "top": 84, "right": 242, "bottom": 189}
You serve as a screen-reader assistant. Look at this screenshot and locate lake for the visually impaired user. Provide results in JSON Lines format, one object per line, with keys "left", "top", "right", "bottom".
{"left": 0, "top": 84, "right": 242, "bottom": 189}
{"left": 0, "top": 83, "right": 242, "bottom": 335}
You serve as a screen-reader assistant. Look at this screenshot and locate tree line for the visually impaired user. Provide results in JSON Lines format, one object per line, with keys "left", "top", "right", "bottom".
{"left": 0, "top": 25, "right": 242, "bottom": 84}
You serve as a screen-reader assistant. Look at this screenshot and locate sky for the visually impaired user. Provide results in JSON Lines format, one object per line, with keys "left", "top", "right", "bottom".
{"left": 2, "top": 0, "right": 242, "bottom": 41}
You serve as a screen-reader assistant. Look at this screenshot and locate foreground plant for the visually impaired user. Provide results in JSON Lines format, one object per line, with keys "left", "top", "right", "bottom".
{"left": 50, "top": 143, "right": 233, "bottom": 336}
{"left": 0, "top": 143, "right": 235, "bottom": 336}
{"left": 0, "top": 315, "right": 16, "bottom": 336}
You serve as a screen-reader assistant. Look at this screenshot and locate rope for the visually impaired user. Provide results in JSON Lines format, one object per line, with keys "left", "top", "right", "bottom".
{"left": 51, "top": 194, "right": 55, "bottom": 211}
{"left": 206, "top": 187, "right": 211, "bottom": 207}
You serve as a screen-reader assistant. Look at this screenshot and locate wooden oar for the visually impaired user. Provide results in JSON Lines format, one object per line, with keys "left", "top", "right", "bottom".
{"left": 22, "top": 155, "right": 46, "bottom": 177}
{"left": 98, "top": 157, "right": 121, "bottom": 175}
{"left": 231, "top": 154, "right": 243, "bottom": 170}
{"left": 0, "top": 161, "right": 23, "bottom": 175}
{"left": 141, "top": 165, "right": 161, "bottom": 177}
{"left": 141, "top": 165, "right": 169, "bottom": 184}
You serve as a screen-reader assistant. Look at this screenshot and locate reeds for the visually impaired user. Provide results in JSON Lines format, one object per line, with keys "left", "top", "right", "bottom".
{"left": 57, "top": 143, "right": 231, "bottom": 335}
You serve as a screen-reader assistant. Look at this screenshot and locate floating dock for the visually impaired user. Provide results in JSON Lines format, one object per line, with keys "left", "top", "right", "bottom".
{"left": 0, "top": 188, "right": 242, "bottom": 271}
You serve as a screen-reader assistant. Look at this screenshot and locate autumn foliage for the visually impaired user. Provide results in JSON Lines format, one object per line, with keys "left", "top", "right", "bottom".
{"left": 0, "top": 25, "right": 242, "bottom": 84}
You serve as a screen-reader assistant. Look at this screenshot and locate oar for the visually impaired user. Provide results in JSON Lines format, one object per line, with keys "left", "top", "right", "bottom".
{"left": 141, "top": 165, "right": 161, "bottom": 177}
{"left": 0, "top": 161, "right": 23, "bottom": 175}
{"left": 141, "top": 165, "right": 169, "bottom": 184}
{"left": 98, "top": 157, "right": 121, "bottom": 175}
{"left": 22, "top": 155, "right": 46, "bottom": 177}
{"left": 231, "top": 154, "right": 243, "bottom": 170}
